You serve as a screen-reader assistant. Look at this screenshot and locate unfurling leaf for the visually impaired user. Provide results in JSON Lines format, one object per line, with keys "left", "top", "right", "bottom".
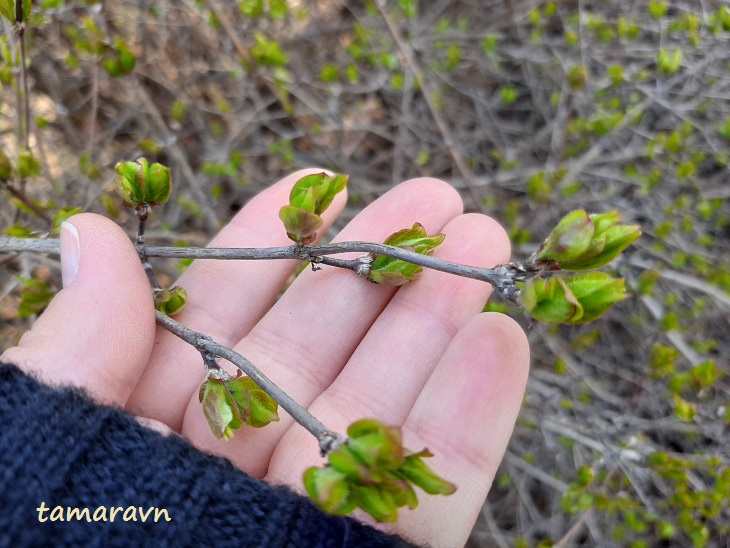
{"left": 520, "top": 272, "right": 629, "bottom": 324}
{"left": 397, "top": 450, "right": 457, "bottom": 496}
{"left": 289, "top": 172, "right": 348, "bottom": 215}
{"left": 304, "top": 419, "right": 455, "bottom": 522}
{"left": 368, "top": 223, "right": 445, "bottom": 286}
{"left": 199, "top": 373, "right": 279, "bottom": 440}
{"left": 154, "top": 286, "right": 187, "bottom": 316}
{"left": 279, "top": 172, "right": 347, "bottom": 243}
{"left": 114, "top": 158, "right": 172, "bottom": 209}
{"left": 535, "top": 210, "right": 641, "bottom": 271}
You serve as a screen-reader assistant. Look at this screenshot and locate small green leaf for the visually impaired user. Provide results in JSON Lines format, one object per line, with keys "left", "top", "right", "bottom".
{"left": 691, "top": 360, "right": 718, "bottom": 390}
{"left": 397, "top": 450, "right": 457, "bottom": 496}
{"left": 17, "top": 276, "right": 55, "bottom": 318}
{"left": 3, "top": 223, "right": 33, "bottom": 237}
{"left": 0, "top": 1, "right": 13, "bottom": 22}
{"left": 0, "top": 148, "right": 12, "bottom": 180}
{"left": 251, "top": 32, "right": 288, "bottom": 67}
{"left": 51, "top": 206, "right": 82, "bottom": 234}
{"left": 17, "top": 150, "right": 41, "bottom": 178}
{"left": 368, "top": 223, "right": 445, "bottom": 286}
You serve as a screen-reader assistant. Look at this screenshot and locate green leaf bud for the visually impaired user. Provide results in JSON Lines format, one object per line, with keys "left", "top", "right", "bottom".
{"left": 225, "top": 376, "right": 279, "bottom": 428}
{"left": 519, "top": 276, "right": 580, "bottom": 324}
{"left": 536, "top": 210, "right": 641, "bottom": 271}
{"left": 303, "top": 466, "right": 355, "bottom": 515}
{"left": 154, "top": 286, "right": 188, "bottom": 316}
{"left": 289, "top": 172, "right": 348, "bottom": 215}
{"left": 368, "top": 223, "right": 445, "bottom": 286}
{"left": 564, "top": 272, "right": 628, "bottom": 323}
{"left": 198, "top": 378, "right": 244, "bottom": 441}
{"left": 536, "top": 209, "right": 595, "bottom": 263}
{"left": 114, "top": 158, "right": 172, "bottom": 209}
{"left": 198, "top": 372, "right": 279, "bottom": 440}
{"left": 521, "top": 273, "right": 629, "bottom": 324}
{"left": 279, "top": 205, "right": 323, "bottom": 244}
{"left": 346, "top": 419, "right": 404, "bottom": 470}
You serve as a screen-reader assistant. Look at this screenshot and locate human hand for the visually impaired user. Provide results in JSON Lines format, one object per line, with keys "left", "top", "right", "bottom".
{"left": 2, "top": 169, "right": 529, "bottom": 547}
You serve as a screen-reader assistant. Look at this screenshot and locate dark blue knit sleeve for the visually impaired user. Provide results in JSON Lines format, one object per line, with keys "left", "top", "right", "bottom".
{"left": 0, "top": 364, "right": 416, "bottom": 548}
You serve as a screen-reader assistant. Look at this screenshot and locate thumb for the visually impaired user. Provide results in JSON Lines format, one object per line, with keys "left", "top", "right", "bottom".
{"left": 2, "top": 213, "right": 156, "bottom": 406}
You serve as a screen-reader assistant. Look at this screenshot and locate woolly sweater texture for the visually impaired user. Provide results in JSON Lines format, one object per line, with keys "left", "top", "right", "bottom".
{"left": 0, "top": 363, "right": 415, "bottom": 547}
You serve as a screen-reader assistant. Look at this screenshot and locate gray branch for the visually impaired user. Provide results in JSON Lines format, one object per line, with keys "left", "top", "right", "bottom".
{"left": 155, "top": 310, "right": 345, "bottom": 455}
{"left": 0, "top": 236, "right": 525, "bottom": 301}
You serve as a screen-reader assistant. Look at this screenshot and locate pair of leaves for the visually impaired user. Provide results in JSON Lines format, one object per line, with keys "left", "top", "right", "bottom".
{"left": 199, "top": 374, "right": 279, "bottom": 440}
{"left": 304, "top": 419, "right": 455, "bottom": 522}
{"left": 0, "top": 0, "right": 31, "bottom": 24}
{"left": 279, "top": 172, "right": 347, "bottom": 244}
{"left": 367, "top": 223, "right": 445, "bottom": 286}
{"left": 535, "top": 210, "right": 641, "bottom": 271}
{"left": 520, "top": 272, "right": 629, "bottom": 324}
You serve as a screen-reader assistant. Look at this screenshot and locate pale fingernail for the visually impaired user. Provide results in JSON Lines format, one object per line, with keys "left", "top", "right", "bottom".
{"left": 60, "top": 221, "right": 80, "bottom": 287}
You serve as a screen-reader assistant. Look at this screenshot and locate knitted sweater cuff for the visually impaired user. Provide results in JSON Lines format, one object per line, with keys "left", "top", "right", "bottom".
{"left": 0, "top": 363, "right": 414, "bottom": 547}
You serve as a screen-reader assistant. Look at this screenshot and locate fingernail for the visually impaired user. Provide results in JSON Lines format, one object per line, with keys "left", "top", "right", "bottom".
{"left": 60, "top": 221, "right": 80, "bottom": 287}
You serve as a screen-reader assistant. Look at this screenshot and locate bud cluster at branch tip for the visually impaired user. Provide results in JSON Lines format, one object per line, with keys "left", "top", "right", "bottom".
{"left": 114, "top": 158, "right": 172, "bottom": 210}
{"left": 304, "top": 419, "right": 455, "bottom": 522}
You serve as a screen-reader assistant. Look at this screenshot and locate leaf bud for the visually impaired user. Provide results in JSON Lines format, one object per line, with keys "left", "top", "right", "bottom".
{"left": 114, "top": 157, "right": 172, "bottom": 209}
{"left": 535, "top": 210, "right": 640, "bottom": 271}
{"left": 521, "top": 273, "right": 629, "bottom": 324}
{"left": 154, "top": 286, "right": 187, "bottom": 316}
{"left": 368, "top": 223, "right": 445, "bottom": 286}
{"left": 303, "top": 466, "right": 355, "bottom": 515}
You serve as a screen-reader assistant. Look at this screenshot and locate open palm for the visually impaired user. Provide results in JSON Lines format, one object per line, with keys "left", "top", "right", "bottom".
{"left": 3, "top": 169, "right": 529, "bottom": 547}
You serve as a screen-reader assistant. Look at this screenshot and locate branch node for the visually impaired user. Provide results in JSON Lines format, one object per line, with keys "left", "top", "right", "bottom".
{"left": 355, "top": 254, "right": 375, "bottom": 279}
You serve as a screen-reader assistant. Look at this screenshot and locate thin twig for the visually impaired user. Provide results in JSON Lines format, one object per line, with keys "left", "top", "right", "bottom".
{"left": 0, "top": 237, "right": 523, "bottom": 301}
{"left": 155, "top": 310, "right": 345, "bottom": 455}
